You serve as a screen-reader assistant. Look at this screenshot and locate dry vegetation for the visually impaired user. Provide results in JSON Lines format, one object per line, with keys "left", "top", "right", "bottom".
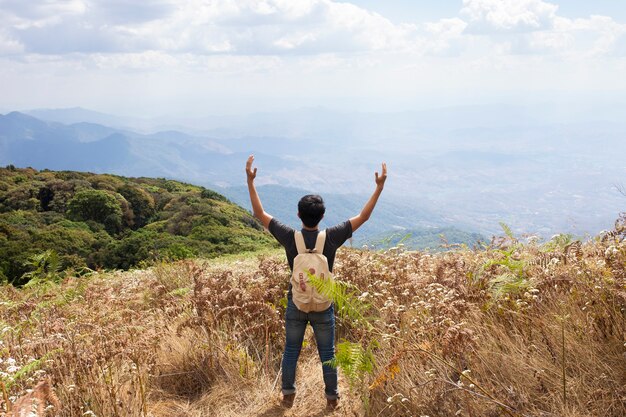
{"left": 1, "top": 216, "right": 625, "bottom": 417}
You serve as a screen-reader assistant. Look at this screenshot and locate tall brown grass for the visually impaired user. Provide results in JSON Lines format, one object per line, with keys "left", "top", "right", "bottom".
{"left": 1, "top": 219, "right": 624, "bottom": 416}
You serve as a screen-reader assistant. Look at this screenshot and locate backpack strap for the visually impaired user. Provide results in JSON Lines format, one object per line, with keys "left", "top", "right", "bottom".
{"left": 294, "top": 230, "right": 327, "bottom": 254}
{"left": 313, "top": 230, "right": 326, "bottom": 254}
{"left": 294, "top": 231, "right": 307, "bottom": 254}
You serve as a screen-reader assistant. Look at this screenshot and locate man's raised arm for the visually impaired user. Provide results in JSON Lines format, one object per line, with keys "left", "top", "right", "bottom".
{"left": 246, "top": 155, "right": 273, "bottom": 229}
{"left": 350, "top": 163, "right": 387, "bottom": 233}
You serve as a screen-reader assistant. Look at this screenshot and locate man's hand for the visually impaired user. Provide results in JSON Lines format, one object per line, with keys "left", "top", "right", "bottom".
{"left": 350, "top": 162, "right": 387, "bottom": 233}
{"left": 375, "top": 162, "right": 387, "bottom": 188}
{"left": 246, "top": 155, "right": 272, "bottom": 228}
{"left": 246, "top": 155, "right": 257, "bottom": 182}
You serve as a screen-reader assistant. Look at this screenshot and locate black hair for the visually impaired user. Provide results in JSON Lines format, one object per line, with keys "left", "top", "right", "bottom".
{"left": 298, "top": 194, "right": 325, "bottom": 228}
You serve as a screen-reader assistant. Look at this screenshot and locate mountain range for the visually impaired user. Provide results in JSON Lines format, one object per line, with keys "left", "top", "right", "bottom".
{"left": 0, "top": 110, "right": 468, "bottom": 246}
{"left": 2, "top": 106, "right": 625, "bottom": 241}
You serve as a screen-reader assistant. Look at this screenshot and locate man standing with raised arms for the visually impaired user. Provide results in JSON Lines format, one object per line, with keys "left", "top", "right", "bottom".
{"left": 246, "top": 155, "right": 387, "bottom": 410}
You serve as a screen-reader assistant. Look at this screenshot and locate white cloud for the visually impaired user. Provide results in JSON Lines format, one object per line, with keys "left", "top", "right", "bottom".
{"left": 0, "top": 0, "right": 419, "bottom": 56}
{"left": 555, "top": 15, "right": 626, "bottom": 57}
{"left": 452, "top": 0, "right": 626, "bottom": 59}
{"left": 423, "top": 18, "right": 467, "bottom": 56}
{"left": 1, "top": 0, "right": 626, "bottom": 116}
{"left": 1, "top": 0, "right": 623, "bottom": 60}
{"left": 140, "top": 0, "right": 417, "bottom": 55}
{"left": 0, "top": 29, "right": 22, "bottom": 54}
{"left": 1, "top": 0, "right": 87, "bottom": 28}
{"left": 461, "top": 0, "right": 559, "bottom": 33}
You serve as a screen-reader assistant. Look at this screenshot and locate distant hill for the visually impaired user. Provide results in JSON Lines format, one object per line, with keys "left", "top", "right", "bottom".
{"left": 0, "top": 111, "right": 291, "bottom": 187}
{"left": 0, "top": 112, "right": 133, "bottom": 172}
{"left": 0, "top": 167, "right": 275, "bottom": 284}
{"left": 25, "top": 107, "right": 140, "bottom": 130}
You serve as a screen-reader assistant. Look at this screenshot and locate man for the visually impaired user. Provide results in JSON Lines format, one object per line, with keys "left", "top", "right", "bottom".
{"left": 245, "top": 155, "right": 387, "bottom": 410}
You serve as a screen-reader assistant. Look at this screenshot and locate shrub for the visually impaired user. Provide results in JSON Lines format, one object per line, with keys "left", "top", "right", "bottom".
{"left": 117, "top": 185, "right": 156, "bottom": 228}
{"left": 67, "top": 189, "right": 123, "bottom": 234}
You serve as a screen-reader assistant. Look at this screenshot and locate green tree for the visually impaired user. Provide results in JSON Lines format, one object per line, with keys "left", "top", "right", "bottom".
{"left": 117, "top": 185, "right": 156, "bottom": 228}
{"left": 67, "top": 190, "right": 123, "bottom": 234}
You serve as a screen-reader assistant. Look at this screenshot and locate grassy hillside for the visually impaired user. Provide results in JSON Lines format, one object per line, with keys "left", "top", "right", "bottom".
{"left": 0, "top": 166, "right": 275, "bottom": 285}
{"left": 0, "top": 220, "right": 624, "bottom": 416}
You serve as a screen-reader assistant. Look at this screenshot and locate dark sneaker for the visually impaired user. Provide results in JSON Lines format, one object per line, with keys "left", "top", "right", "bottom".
{"left": 326, "top": 398, "right": 339, "bottom": 410}
{"left": 281, "top": 393, "right": 295, "bottom": 408}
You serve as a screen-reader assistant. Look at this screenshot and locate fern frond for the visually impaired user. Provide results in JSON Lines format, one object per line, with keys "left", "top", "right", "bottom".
{"left": 499, "top": 222, "right": 516, "bottom": 241}
{"left": 307, "top": 273, "right": 372, "bottom": 327}
{"left": 4, "top": 349, "right": 61, "bottom": 391}
{"left": 489, "top": 273, "right": 533, "bottom": 300}
{"left": 324, "top": 340, "right": 375, "bottom": 388}
{"left": 398, "top": 233, "right": 412, "bottom": 245}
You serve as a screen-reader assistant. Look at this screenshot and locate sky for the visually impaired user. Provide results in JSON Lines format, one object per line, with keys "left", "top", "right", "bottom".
{"left": 1, "top": 0, "right": 625, "bottom": 117}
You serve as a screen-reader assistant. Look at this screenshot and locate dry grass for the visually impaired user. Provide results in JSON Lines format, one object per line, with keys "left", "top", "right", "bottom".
{"left": 1, "top": 220, "right": 625, "bottom": 417}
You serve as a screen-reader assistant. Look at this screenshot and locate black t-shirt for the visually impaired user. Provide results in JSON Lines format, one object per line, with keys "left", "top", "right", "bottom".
{"left": 268, "top": 218, "right": 353, "bottom": 272}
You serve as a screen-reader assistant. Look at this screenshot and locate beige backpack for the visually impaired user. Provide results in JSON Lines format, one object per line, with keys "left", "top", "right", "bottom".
{"left": 291, "top": 230, "right": 332, "bottom": 312}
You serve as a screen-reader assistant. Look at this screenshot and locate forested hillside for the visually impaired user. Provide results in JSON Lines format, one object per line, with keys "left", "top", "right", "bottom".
{"left": 0, "top": 166, "right": 275, "bottom": 285}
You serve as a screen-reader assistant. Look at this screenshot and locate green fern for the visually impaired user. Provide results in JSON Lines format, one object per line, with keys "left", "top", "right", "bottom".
{"left": 397, "top": 233, "right": 412, "bottom": 245}
{"left": 324, "top": 340, "right": 376, "bottom": 388}
{"left": 307, "top": 273, "right": 372, "bottom": 327}
{"left": 541, "top": 233, "right": 576, "bottom": 253}
{"left": 22, "top": 250, "right": 62, "bottom": 287}
{"left": 307, "top": 274, "right": 378, "bottom": 392}
{"left": 489, "top": 272, "right": 534, "bottom": 300}
{"left": 2, "top": 349, "right": 61, "bottom": 391}
{"left": 499, "top": 222, "right": 516, "bottom": 241}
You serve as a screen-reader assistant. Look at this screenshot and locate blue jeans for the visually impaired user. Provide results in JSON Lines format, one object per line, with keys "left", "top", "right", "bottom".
{"left": 282, "top": 297, "right": 338, "bottom": 400}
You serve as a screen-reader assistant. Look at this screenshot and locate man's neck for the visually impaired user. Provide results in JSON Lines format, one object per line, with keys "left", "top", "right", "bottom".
{"left": 302, "top": 225, "right": 319, "bottom": 231}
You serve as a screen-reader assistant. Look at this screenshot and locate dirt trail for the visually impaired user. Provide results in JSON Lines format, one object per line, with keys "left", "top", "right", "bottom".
{"left": 174, "top": 355, "right": 364, "bottom": 417}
